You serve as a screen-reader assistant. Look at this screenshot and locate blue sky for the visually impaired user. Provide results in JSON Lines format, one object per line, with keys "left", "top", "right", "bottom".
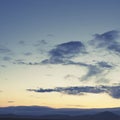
{"left": 0, "top": 0, "right": 120, "bottom": 108}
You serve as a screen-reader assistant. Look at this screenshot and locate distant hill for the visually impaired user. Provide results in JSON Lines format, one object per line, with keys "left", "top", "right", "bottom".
{"left": 0, "top": 106, "right": 120, "bottom": 117}
{"left": 0, "top": 111, "right": 120, "bottom": 120}
{"left": 89, "top": 111, "right": 120, "bottom": 120}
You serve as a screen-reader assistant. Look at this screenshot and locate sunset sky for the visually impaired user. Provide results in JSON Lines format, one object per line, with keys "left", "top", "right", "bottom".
{"left": 0, "top": 0, "right": 120, "bottom": 109}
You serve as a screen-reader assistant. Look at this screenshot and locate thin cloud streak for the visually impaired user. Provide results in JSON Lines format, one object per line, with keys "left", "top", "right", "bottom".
{"left": 27, "top": 85, "right": 120, "bottom": 99}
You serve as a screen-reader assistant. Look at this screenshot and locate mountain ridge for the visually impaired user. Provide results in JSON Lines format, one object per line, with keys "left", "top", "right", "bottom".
{"left": 0, "top": 111, "right": 120, "bottom": 120}
{"left": 0, "top": 106, "right": 120, "bottom": 117}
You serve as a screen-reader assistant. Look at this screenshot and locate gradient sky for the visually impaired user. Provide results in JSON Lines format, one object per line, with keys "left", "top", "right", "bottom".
{"left": 0, "top": 0, "right": 120, "bottom": 108}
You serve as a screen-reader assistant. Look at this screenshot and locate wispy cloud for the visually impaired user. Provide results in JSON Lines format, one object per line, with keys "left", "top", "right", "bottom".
{"left": 23, "top": 52, "right": 32, "bottom": 56}
{"left": 81, "top": 61, "right": 113, "bottom": 81}
{"left": 90, "top": 30, "right": 120, "bottom": 53}
{"left": 27, "top": 85, "right": 120, "bottom": 99}
{"left": 0, "top": 65, "right": 6, "bottom": 68}
{"left": 0, "top": 45, "right": 11, "bottom": 54}
{"left": 3, "top": 56, "right": 12, "bottom": 61}
{"left": 18, "top": 40, "right": 25, "bottom": 45}
{"left": 8, "top": 101, "right": 15, "bottom": 103}
{"left": 47, "top": 34, "right": 54, "bottom": 37}
{"left": 0, "top": 90, "right": 3, "bottom": 92}
{"left": 34, "top": 40, "right": 47, "bottom": 47}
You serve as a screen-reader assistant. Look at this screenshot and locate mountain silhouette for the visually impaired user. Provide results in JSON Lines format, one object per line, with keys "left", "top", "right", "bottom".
{"left": 88, "top": 111, "right": 120, "bottom": 120}
{"left": 0, "top": 111, "right": 120, "bottom": 120}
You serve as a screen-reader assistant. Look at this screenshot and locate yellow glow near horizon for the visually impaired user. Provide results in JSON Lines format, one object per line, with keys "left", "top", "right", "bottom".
{"left": 1, "top": 91, "right": 120, "bottom": 109}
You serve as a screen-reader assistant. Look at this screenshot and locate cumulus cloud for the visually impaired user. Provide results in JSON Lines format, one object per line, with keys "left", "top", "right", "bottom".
{"left": 90, "top": 30, "right": 120, "bottom": 53}
{"left": 41, "top": 41, "right": 86, "bottom": 64}
{"left": 27, "top": 85, "right": 120, "bottom": 99}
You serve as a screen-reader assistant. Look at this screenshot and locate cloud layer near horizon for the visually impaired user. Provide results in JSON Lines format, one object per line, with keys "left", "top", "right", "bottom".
{"left": 27, "top": 85, "right": 120, "bottom": 99}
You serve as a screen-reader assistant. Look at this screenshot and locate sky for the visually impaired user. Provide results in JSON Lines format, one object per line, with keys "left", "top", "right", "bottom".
{"left": 0, "top": 0, "right": 120, "bottom": 109}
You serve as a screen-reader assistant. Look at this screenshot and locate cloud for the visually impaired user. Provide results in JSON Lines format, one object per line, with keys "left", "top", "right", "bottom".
{"left": 3, "top": 56, "right": 12, "bottom": 61}
{"left": 62, "top": 61, "right": 113, "bottom": 81}
{"left": 14, "top": 61, "right": 41, "bottom": 65}
{"left": 19, "top": 40, "right": 25, "bottom": 45}
{"left": 94, "top": 30, "right": 119, "bottom": 42}
{"left": 107, "top": 43, "right": 120, "bottom": 53}
{"left": 41, "top": 41, "right": 86, "bottom": 64}
{"left": 0, "top": 90, "right": 2, "bottom": 92}
{"left": 27, "top": 88, "right": 55, "bottom": 93}
{"left": 24, "top": 52, "right": 32, "bottom": 56}
{"left": 50, "top": 41, "right": 86, "bottom": 58}
{"left": 27, "top": 85, "right": 120, "bottom": 99}
{"left": 81, "top": 62, "right": 113, "bottom": 81}
{"left": 8, "top": 101, "right": 15, "bottom": 103}
{"left": 90, "top": 30, "right": 120, "bottom": 53}
{"left": 81, "top": 65, "right": 102, "bottom": 81}
{"left": 47, "top": 34, "right": 54, "bottom": 37}
{"left": 64, "top": 74, "right": 79, "bottom": 81}
{"left": 0, "top": 45, "right": 11, "bottom": 54}
{"left": 40, "top": 39, "right": 113, "bottom": 81}
{"left": 34, "top": 40, "right": 47, "bottom": 47}
{"left": 97, "top": 62, "right": 113, "bottom": 68}
{"left": 0, "top": 65, "right": 6, "bottom": 68}
{"left": 42, "top": 59, "right": 114, "bottom": 82}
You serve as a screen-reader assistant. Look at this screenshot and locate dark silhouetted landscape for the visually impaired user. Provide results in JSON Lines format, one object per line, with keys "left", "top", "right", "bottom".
{"left": 0, "top": 106, "right": 120, "bottom": 120}
{"left": 0, "top": 111, "right": 120, "bottom": 120}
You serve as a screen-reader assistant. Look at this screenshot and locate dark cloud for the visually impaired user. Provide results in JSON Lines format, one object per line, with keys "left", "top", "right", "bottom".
{"left": 97, "top": 62, "right": 113, "bottom": 68}
{"left": 91, "top": 30, "right": 120, "bottom": 53}
{"left": 107, "top": 86, "right": 120, "bottom": 99}
{"left": 27, "top": 88, "right": 55, "bottom": 93}
{"left": 27, "top": 85, "right": 120, "bottom": 99}
{"left": 50, "top": 41, "right": 86, "bottom": 59}
{"left": 107, "top": 43, "right": 120, "bottom": 53}
{"left": 0, "top": 45, "right": 11, "bottom": 54}
{"left": 94, "top": 30, "right": 119, "bottom": 42}
{"left": 14, "top": 61, "right": 42, "bottom": 65}
{"left": 41, "top": 41, "right": 86, "bottom": 64}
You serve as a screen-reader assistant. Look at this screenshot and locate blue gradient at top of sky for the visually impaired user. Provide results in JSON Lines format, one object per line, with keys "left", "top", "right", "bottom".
{"left": 0, "top": 0, "right": 120, "bottom": 45}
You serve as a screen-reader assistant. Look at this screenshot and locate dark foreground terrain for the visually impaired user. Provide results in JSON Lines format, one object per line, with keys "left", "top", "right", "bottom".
{"left": 0, "top": 111, "right": 120, "bottom": 120}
